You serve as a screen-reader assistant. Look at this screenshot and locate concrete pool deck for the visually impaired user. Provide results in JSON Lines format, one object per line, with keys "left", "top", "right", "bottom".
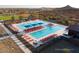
{"left": 6, "top": 20, "right": 68, "bottom": 48}
{"left": 22, "top": 28, "right": 66, "bottom": 48}
{"left": 11, "top": 20, "right": 48, "bottom": 32}
{"left": 18, "top": 20, "right": 67, "bottom": 48}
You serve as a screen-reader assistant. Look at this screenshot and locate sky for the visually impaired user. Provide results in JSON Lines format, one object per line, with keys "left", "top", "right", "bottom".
{"left": 0, "top": 0, "right": 79, "bottom": 8}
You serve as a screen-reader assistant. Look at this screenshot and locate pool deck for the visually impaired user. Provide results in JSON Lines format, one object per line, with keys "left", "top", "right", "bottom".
{"left": 20, "top": 20, "right": 67, "bottom": 48}
{"left": 22, "top": 28, "right": 66, "bottom": 48}
{"left": 11, "top": 20, "right": 48, "bottom": 32}
{"left": 6, "top": 20, "right": 68, "bottom": 48}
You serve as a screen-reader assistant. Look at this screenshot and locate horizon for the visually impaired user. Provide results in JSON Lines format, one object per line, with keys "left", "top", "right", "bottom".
{"left": 0, "top": 5, "right": 78, "bottom": 8}
{"left": 0, "top": 0, "right": 79, "bottom": 8}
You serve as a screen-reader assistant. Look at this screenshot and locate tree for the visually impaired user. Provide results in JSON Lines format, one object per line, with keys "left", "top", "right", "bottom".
{"left": 19, "top": 16, "right": 24, "bottom": 21}
{"left": 28, "top": 15, "right": 33, "bottom": 20}
{"left": 61, "top": 19, "right": 69, "bottom": 25}
{"left": 11, "top": 16, "right": 15, "bottom": 20}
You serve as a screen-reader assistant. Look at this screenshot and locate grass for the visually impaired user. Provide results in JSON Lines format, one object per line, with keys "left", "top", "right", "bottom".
{"left": 0, "top": 15, "right": 19, "bottom": 20}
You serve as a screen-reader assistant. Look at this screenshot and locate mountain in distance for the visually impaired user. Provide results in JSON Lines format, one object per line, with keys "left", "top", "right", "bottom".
{"left": 55, "top": 5, "right": 79, "bottom": 10}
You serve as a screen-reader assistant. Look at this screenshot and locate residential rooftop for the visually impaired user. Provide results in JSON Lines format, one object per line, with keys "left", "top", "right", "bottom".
{"left": 68, "top": 24, "right": 79, "bottom": 32}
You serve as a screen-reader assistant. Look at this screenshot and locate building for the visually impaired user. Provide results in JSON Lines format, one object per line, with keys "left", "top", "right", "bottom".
{"left": 68, "top": 24, "right": 79, "bottom": 38}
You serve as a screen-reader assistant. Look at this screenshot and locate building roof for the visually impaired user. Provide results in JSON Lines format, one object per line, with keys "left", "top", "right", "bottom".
{"left": 68, "top": 24, "right": 79, "bottom": 32}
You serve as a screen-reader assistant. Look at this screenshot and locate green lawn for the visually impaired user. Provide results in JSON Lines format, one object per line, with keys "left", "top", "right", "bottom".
{"left": 0, "top": 15, "right": 19, "bottom": 20}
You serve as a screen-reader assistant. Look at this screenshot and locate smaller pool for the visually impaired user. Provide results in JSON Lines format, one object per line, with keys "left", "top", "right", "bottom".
{"left": 16, "top": 21, "right": 46, "bottom": 31}
{"left": 30, "top": 25, "right": 65, "bottom": 40}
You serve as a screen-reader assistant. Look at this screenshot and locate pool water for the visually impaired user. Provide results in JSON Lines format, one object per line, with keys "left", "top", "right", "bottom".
{"left": 15, "top": 20, "right": 66, "bottom": 41}
{"left": 30, "top": 25, "right": 65, "bottom": 39}
{"left": 17, "top": 21, "right": 45, "bottom": 31}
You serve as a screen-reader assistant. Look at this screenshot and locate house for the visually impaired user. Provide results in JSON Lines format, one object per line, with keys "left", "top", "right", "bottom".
{"left": 68, "top": 24, "right": 79, "bottom": 38}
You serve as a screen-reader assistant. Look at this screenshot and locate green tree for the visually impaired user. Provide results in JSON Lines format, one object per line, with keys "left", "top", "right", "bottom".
{"left": 28, "top": 15, "right": 33, "bottom": 20}
{"left": 11, "top": 16, "right": 15, "bottom": 20}
{"left": 19, "top": 16, "right": 25, "bottom": 22}
{"left": 61, "top": 19, "right": 69, "bottom": 25}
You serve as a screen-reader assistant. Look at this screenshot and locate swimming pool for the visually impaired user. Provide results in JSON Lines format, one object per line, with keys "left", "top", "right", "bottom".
{"left": 30, "top": 25, "right": 66, "bottom": 40}
{"left": 11, "top": 20, "right": 67, "bottom": 47}
{"left": 16, "top": 20, "right": 46, "bottom": 31}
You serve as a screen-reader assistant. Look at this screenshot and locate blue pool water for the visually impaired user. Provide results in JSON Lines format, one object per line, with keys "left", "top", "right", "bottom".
{"left": 30, "top": 25, "right": 65, "bottom": 39}
{"left": 17, "top": 21, "right": 45, "bottom": 30}
{"left": 16, "top": 20, "right": 66, "bottom": 40}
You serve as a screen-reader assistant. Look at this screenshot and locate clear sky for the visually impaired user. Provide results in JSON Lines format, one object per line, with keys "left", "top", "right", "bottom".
{"left": 0, "top": 0, "right": 79, "bottom": 8}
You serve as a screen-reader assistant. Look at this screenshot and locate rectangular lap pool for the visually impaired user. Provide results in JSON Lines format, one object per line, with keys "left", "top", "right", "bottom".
{"left": 30, "top": 25, "right": 66, "bottom": 40}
